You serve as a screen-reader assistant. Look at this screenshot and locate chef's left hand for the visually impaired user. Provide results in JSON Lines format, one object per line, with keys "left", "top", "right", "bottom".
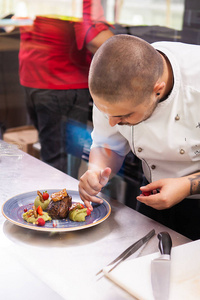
{"left": 137, "top": 177, "right": 190, "bottom": 210}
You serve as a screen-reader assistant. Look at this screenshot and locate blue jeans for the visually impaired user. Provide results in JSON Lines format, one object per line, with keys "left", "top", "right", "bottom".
{"left": 24, "top": 87, "right": 92, "bottom": 178}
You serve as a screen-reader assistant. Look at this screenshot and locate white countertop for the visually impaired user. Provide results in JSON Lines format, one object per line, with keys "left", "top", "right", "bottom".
{"left": 0, "top": 140, "right": 191, "bottom": 300}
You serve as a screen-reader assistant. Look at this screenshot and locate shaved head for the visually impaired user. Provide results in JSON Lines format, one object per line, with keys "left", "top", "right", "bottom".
{"left": 89, "top": 34, "right": 163, "bottom": 104}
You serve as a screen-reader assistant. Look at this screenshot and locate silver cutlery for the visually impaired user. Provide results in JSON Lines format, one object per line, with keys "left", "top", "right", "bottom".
{"left": 96, "top": 228, "right": 155, "bottom": 275}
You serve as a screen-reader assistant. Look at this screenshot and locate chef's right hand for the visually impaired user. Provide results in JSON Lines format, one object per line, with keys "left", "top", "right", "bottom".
{"left": 78, "top": 167, "right": 111, "bottom": 211}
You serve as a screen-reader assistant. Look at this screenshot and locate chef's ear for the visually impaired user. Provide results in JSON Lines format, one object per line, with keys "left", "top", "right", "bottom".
{"left": 153, "top": 81, "right": 165, "bottom": 96}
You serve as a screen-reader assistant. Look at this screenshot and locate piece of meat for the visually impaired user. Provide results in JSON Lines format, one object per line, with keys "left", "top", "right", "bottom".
{"left": 47, "top": 193, "right": 72, "bottom": 219}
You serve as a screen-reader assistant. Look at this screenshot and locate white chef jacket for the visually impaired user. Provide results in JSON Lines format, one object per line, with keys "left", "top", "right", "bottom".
{"left": 91, "top": 41, "right": 200, "bottom": 198}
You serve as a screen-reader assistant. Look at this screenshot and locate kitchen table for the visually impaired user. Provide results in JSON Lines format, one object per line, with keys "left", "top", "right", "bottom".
{"left": 0, "top": 140, "right": 191, "bottom": 300}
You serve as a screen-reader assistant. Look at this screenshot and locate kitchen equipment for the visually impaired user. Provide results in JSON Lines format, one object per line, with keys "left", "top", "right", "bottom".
{"left": 103, "top": 239, "right": 200, "bottom": 300}
{"left": 151, "top": 232, "right": 172, "bottom": 300}
{"left": 96, "top": 229, "right": 155, "bottom": 275}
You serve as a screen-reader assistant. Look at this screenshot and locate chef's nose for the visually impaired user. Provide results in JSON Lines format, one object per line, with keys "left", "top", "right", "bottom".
{"left": 108, "top": 116, "right": 121, "bottom": 127}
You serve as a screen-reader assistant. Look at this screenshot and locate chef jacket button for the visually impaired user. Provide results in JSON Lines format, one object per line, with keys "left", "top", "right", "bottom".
{"left": 180, "top": 149, "right": 185, "bottom": 155}
{"left": 175, "top": 114, "right": 180, "bottom": 121}
{"left": 151, "top": 165, "right": 156, "bottom": 170}
{"left": 138, "top": 147, "right": 143, "bottom": 152}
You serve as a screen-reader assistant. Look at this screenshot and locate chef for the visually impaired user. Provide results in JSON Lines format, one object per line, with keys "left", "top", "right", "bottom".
{"left": 78, "top": 34, "right": 200, "bottom": 240}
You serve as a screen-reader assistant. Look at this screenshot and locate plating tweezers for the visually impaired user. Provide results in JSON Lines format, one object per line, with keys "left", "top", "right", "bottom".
{"left": 96, "top": 229, "right": 155, "bottom": 275}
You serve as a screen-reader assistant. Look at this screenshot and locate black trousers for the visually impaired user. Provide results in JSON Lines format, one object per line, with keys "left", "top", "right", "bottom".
{"left": 24, "top": 87, "right": 91, "bottom": 178}
{"left": 136, "top": 178, "right": 200, "bottom": 240}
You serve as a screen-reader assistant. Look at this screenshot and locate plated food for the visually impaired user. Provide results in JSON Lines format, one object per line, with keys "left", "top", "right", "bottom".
{"left": 22, "top": 189, "right": 92, "bottom": 227}
{"left": 2, "top": 189, "right": 111, "bottom": 232}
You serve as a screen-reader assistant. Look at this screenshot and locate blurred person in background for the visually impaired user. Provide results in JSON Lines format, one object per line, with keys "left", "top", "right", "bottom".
{"left": 18, "top": 0, "right": 114, "bottom": 178}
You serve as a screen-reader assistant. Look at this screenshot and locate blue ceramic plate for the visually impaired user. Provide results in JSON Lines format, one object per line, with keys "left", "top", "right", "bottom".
{"left": 2, "top": 189, "right": 111, "bottom": 232}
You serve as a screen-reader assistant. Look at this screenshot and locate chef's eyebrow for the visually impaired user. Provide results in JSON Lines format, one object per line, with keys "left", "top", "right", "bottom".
{"left": 94, "top": 103, "right": 134, "bottom": 118}
{"left": 112, "top": 112, "right": 134, "bottom": 118}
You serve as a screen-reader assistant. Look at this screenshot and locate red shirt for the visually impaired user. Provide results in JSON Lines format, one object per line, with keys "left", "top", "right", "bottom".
{"left": 19, "top": 1, "right": 111, "bottom": 89}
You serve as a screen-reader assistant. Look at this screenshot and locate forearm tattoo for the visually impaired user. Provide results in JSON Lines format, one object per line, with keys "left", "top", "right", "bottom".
{"left": 188, "top": 174, "right": 200, "bottom": 195}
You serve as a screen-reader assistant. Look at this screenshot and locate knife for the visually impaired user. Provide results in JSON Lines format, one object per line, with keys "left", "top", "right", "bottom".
{"left": 96, "top": 229, "right": 155, "bottom": 275}
{"left": 151, "top": 232, "right": 172, "bottom": 300}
